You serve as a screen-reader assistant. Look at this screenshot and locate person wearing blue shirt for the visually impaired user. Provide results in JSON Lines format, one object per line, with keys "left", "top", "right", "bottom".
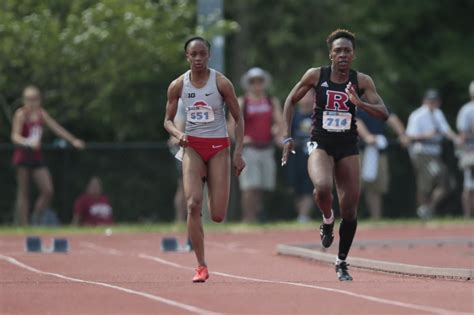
{"left": 286, "top": 90, "right": 315, "bottom": 223}
{"left": 357, "top": 106, "right": 409, "bottom": 219}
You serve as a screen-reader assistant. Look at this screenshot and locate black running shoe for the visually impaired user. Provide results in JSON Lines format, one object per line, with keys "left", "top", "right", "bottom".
{"left": 320, "top": 221, "right": 334, "bottom": 248}
{"left": 336, "top": 261, "right": 353, "bottom": 281}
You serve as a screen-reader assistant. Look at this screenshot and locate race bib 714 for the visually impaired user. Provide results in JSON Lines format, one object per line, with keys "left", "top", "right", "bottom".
{"left": 322, "top": 111, "right": 352, "bottom": 132}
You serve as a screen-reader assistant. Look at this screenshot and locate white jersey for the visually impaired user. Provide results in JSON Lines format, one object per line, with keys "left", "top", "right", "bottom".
{"left": 457, "top": 101, "right": 474, "bottom": 153}
{"left": 180, "top": 68, "right": 228, "bottom": 138}
{"left": 406, "top": 104, "right": 452, "bottom": 155}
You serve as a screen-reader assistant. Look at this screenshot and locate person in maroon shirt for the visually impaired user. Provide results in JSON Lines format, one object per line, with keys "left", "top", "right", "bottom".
{"left": 73, "top": 176, "right": 114, "bottom": 226}
{"left": 229, "top": 67, "right": 284, "bottom": 222}
{"left": 11, "top": 85, "right": 85, "bottom": 225}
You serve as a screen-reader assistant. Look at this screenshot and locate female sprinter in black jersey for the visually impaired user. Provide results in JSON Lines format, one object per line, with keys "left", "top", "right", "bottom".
{"left": 282, "top": 29, "right": 388, "bottom": 281}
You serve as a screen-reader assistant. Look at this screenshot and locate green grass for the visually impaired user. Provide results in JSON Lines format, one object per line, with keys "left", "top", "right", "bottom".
{"left": 0, "top": 217, "right": 472, "bottom": 236}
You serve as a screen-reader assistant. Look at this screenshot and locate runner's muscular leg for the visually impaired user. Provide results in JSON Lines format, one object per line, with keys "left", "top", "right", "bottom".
{"left": 334, "top": 155, "right": 360, "bottom": 261}
{"left": 183, "top": 148, "right": 207, "bottom": 266}
{"left": 334, "top": 155, "right": 360, "bottom": 220}
{"left": 16, "top": 168, "right": 30, "bottom": 225}
{"left": 206, "top": 148, "right": 231, "bottom": 222}
{"left": 308, "top": 149, "right": 335, "bottom": 219}
{"left": 32, "top": 167, "right": 54, "bottom": 214}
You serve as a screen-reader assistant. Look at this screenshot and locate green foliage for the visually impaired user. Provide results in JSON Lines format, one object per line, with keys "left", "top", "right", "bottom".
{"left": 225, "top": 0, "right": 474, "bottom": 122}
{"left": 1, "top": 0, "right": 199, "bottom": 140}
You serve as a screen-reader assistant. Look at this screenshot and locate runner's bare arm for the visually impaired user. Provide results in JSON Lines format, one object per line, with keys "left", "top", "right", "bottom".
{"left": 281, "top": 68, "right": 320, "bottom": 165}
{"left": 10, "top": 110, "right": 31, "bottom": 147}
{"left": 217, "top": 74, "right": 246, "bottom": 176}
{"left": 226, "top": 96, "right": 244, "bottom": 140}
{"left": 283, "top": 68, "right": 320, "bottom": 138}
{"left": 271, "top": 97, "right": 285, "bottom": 145}
{"left": 42, "top": 110, "right": 85, "bottom": 149}
{"left": 164, "top": 78, "right": 188, "bottom": 147}
{"left": 347, "top": 74, "right": 388, "bottom": 121}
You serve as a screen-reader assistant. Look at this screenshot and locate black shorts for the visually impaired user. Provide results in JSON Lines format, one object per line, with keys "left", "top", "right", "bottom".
{"left": 313, "top": 138, "right": 359, "bottom": 162}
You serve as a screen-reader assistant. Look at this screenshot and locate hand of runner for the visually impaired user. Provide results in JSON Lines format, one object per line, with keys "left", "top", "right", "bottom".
{"left": 28, "top": 139, "right": 41, "bottom": 150}
{"left": 233, "top": 152, "right": 245, "bottom": 176}
{"left": 281, "top": 140, "right": 295, "bottom": 166}
{"left": 178, "top": 133, "right": 188, "bottom": 147}
{"left": 72, "top": 138, "right": 86, "bottom": 150}
{"left": 345, "top": 82, "right": 362, "bottom": 106}
{"left": 167, "top": 135, "right": 179, "bottom": 147}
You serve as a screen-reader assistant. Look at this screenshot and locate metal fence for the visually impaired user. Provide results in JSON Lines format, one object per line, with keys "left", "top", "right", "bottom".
{"left": 0, "top": 141, "right": 464, "bottom": 224}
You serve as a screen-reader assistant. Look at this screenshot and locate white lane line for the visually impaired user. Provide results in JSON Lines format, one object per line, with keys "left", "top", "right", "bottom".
{"left": 79, "top": 241, "right": 124, "bottom": 255}
{"left": 206, "top": 241, "right": 259, "bottom": 254}
{"left": 138, "top": 253, "right": 466, "bottom": 315}
{"left": 0, "top": 254, "right": 220, "bottom": 315}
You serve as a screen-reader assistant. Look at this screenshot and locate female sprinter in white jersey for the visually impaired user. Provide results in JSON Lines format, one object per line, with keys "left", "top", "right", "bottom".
{"left": 164, "top": 37, "right": 245, "bottom": 283}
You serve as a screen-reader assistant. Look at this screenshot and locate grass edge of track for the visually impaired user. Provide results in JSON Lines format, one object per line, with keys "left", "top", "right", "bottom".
{"left": 0, "top": 217, "right": 472, "bottom": 236}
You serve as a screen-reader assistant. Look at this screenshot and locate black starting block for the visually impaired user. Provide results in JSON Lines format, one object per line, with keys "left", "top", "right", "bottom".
{"left": 161, "top": 237, "right": 193, "bottom": 252}
{"left": 25, "top": 236, "right": 69, "bottom": 253}
{"left": 25, "top": 236, "right": 42, "bottom": 252}
{"left": 52, "top": 238, "right": 69, "bottom": 253}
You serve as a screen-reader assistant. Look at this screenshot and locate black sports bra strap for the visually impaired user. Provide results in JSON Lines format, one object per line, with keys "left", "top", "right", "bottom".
{"left": 316, "top": 66, "right": 329, "bottom": 87}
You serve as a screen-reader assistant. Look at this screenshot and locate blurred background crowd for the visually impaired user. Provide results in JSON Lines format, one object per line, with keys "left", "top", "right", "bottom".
{"left": 0, "top": 0, "right": 473, "bottom": 225}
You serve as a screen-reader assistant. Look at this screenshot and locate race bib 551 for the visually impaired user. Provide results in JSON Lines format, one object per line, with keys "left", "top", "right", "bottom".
{"left": 186, "top": 105, "right": 215, "bottom": 123}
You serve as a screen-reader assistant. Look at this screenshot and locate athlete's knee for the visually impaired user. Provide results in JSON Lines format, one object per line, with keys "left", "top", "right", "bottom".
{"left": 313, "top": 182, "right": 332, "bottom": 200}
{"left": 187, "top": 197, "right": 202, "bottom": 216}
{"left": 340, "top": 209, "right": 357, "bottom": 221}
{"left": 211, "top": 213, "right": 225, "bottom": 223}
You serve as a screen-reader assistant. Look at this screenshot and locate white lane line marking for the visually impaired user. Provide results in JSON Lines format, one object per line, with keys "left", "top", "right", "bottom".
{"left": 0, "top": 254, "right": 220, "bottom": 315}
{"left": 139, "top": 254, "right": 188, "bottom": 269}
{"left": 79, "top": 241, "right": 124, "bottom": 255}
{"left": 138, "top": 253, "right": 466, "bottom": 315}
{"left": 206, "top": 241, "right": 259, "bottom": 254}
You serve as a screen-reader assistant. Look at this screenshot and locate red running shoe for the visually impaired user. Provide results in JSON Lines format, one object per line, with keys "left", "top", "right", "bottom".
{"left": 192, "top": 265, "right": 209, "bottom": 283}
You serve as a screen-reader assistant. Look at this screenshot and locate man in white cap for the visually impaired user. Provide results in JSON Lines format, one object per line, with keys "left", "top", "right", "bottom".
{"left": 230, "top": 67, "right": 283, "bottom": 222}
{"left": 457, "top": 81, "right": 474, "bottom": 218}
{"left": 406, "top": 89, "right": 459, "bottom": 219}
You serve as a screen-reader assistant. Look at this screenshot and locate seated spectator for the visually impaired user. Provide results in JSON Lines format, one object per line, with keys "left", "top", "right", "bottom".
{"left": 73, "top": 176, "right": 113, "bottom": 225}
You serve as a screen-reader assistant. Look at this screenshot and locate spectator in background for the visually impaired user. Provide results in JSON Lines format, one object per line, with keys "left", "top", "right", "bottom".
{"left": 406, "top": 89, "right": 459, "bottom": 219}
{"left": 230, "top": 67, "right": 284, "bottom": 222}
{"left": 356, "top": 108, "right": 410, "bottom": 219}
{"left": 286, "top": 90, "right": 314, "bottom": 223}
{"left": 456, "top": 81, "right": 474, "bottom": 218}
{"left": 73, "top": 176, "right": 113, "bottom": 225}
{"left": 11, "top": 85, "right": 85, "bottom": 225}
{"left": 168, "top": 99, "right": 187, "bottom": 222}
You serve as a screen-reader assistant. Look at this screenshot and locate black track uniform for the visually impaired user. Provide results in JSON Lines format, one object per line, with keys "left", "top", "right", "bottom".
{"left": 310, "top": 66, "right": 363, "bottom": 161}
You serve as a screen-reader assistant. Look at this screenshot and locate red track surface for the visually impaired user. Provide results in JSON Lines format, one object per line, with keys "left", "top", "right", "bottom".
{"left": 1, "top": 225, "right": 473, "bottom": 315}
{"left": 321, "top": 225, "right": 474, "bottom": 269}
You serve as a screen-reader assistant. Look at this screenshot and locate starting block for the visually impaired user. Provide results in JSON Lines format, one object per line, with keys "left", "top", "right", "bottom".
{"left": 25, "top": 236, "right": 42, "bottom": 252}
{"left": 161, "top": 237, "right": 193, "bottom": 252}
{"left": 52, "top": 238, "right": 69, "bottom": 253}
{"left": 25, "top": 236, "right": 69, "bottom": 253}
